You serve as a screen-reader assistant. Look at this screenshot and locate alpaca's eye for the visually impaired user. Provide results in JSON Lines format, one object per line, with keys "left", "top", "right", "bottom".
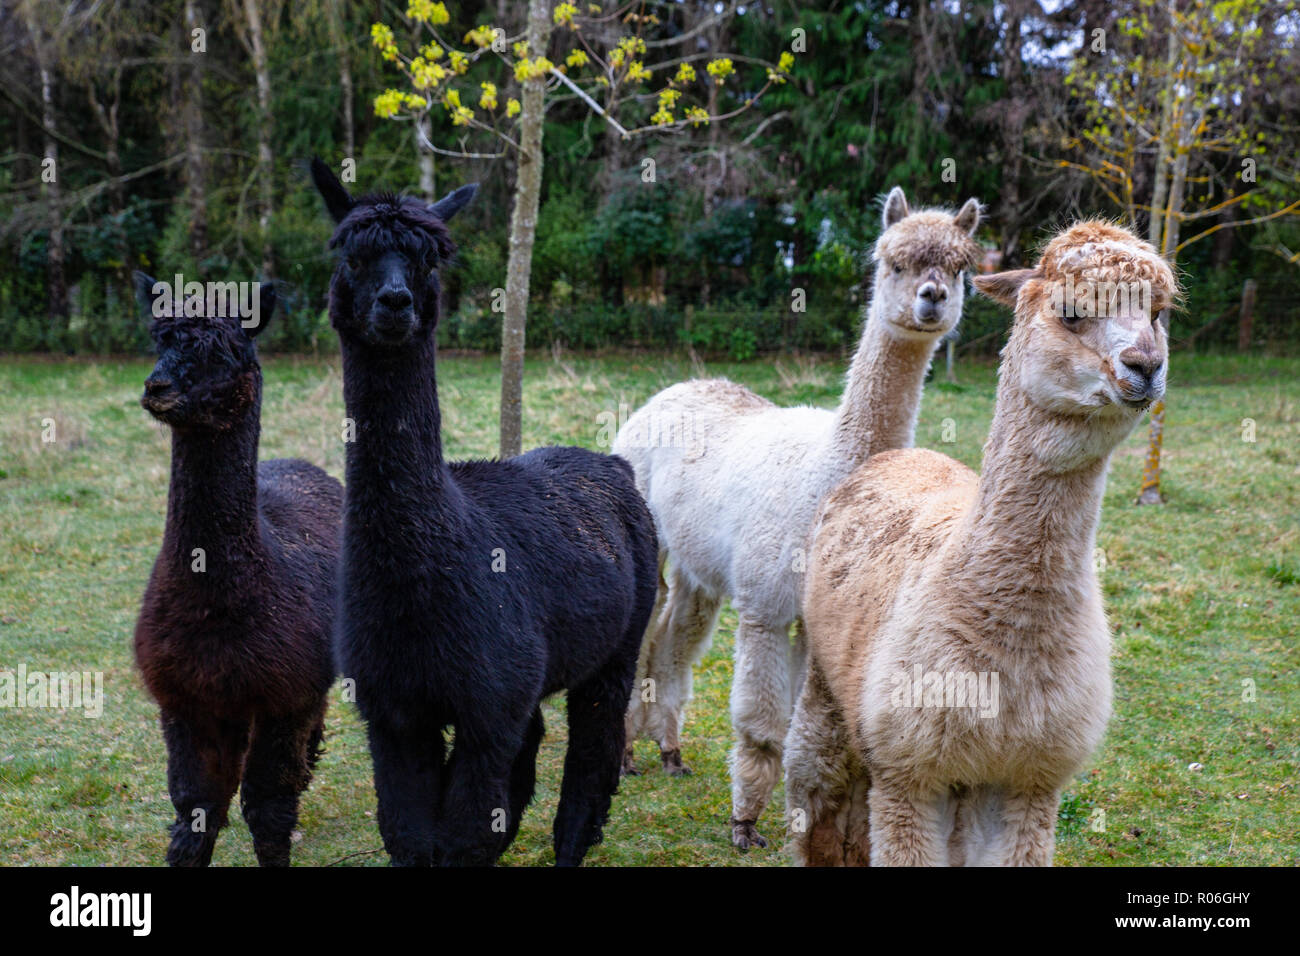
{"left": 346, "top": 256, "right": 361, "bottom": 271}
{"left": 892, "top": 264, "right": 903, "bottom": 275}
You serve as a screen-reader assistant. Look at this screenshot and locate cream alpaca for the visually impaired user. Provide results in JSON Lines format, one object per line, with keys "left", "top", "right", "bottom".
{"left": 615, "top": 188, "right": 982, "bottom": 849}
{"left": 785, "top": 220, "right": 1177, "bottom": 866}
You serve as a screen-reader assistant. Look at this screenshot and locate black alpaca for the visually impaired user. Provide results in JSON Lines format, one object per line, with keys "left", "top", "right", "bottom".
{"left": 132, "top": 272, "right": 341, "bottom": 866}
{"left": 311, "top": 159, "right": 659, "bottom": 866}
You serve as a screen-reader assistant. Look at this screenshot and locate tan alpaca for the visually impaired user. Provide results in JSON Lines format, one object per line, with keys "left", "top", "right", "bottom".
{"left": 785, "top": 221, "right": 1177, "bottom": 866}
{"left": 616, "top": 189, "right": 982, "bottom": 850}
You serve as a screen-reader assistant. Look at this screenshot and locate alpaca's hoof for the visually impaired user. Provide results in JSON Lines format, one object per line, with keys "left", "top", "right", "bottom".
{"left": 620, "top": 750, "right": 641, "bottom": 776}
{"left": 660, "top": 748, "right": 692, "bottom": 777}
{"left": 730, "top": 819, "right": 768, "bottom": 851}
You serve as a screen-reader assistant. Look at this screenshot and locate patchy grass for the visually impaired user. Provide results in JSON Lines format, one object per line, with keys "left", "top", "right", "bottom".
{"left": 0, "top": 349, "right": 1296, "bottom": 866}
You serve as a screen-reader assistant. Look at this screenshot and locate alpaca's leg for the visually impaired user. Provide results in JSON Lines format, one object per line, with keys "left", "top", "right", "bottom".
{"left": 368, "top": 719, "right": 445, "bottom": 866}
{"left": 435, "top": 721, "right": 522, "bottom": 866}
{"left": 784, "top": 663, "right": 861, "bottom": 865}
{"left": 729, "top": 614, "right": 793, "bottom": 849}
{"left": 783, "top": 664, "right": 830, "bottom": 865}
{"left": 160, "top": 711, "right": 249, "bottom": 867}
{"left": 838, "top": 773, "right": 874, "bottom": 866}
{"left": 788, "top": 618, "right": 809, "bottom": 709}
{"left": 868, "top": 779, "right": 952, "bottom": 867}
{"left": 636, "top": 567, "right": 721, "bottom": 776}
{"left": 622, "top": 553, "right": 669, "bottom": 775}
{"left": 949, "top": 788, "right": 971, "bottom": 868}
{"left": 990, "top": 789, "right": 1059, "bottom": 866}
{"left": 502, "top": 708, "right": 545, "bottom": 849}
{"left": 554, "top": 659, "right": 636, "bottom": 866}
{"left": 950, "top": 784, "right": 1003, "bottom": 866}
{"left": 240, "top": 701, "right": 327, "bottom": 867}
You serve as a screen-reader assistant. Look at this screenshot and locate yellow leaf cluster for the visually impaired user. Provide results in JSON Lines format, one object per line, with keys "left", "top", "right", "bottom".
{"left": 410, "top": 57, "right": 449, "bottom": 90}
{"left": 553, "top": 2, "right": 578, "bottom": 27}
{"left": 406, "top": 0, "right": 450, "bottom": 25}
{"left": 370, "top": 23, "right": 398, "bottom": 62}
{"left": 465, "top": 25, "right": 496, "bottom": 49}
{"left": 706, "top": 58, "right": 734, "bottom": 84}
{"left": 514, "top": 56, "right": 554, "bottom": 82}
{"left": 373, "top": 88, "right": 426, "bottom": 117}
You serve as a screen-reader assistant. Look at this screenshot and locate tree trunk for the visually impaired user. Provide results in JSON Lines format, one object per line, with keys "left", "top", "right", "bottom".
{"left": 1237, "top": 278, "right": 1257, "bottom": 351}
{"left": 496, "top": 0, "right": 515, "bottom": 30}
{"left": 597, "top": 10, "right": 625, "bottom": 196}
{"left": 1137, "top": 402, "right": 1166, "bottom": 503}
{"left": 243, "top": 0, "right": 275, "bottom": 280}
{"left": 40, "top": 63, "right": 66, "bottom": 345}
{"left": 417, "top": 114, "right": 435, "bottom": 201}
{"left": 1139, "top": 144, "right": 1188, "bottom": 504}
{"left": 1211, "top": 202, "right": 1236, "bottom": 269}
{"left": 329, "top": 0, "right": 354, "bottom": 158}
{"left": 1160, "top": 147, "right": 1188, "bottom": 257}
{"left": 906, "top": 1, "right": 931, "bottom": 173}
{"left": 1137, "top": 6, "right": 1183, "bottom": 506}
{"left": 1147, "top": 11, "right": 1179, "bottom": 247}
{"left": 184, "top": 0, "right": 209, "bottom": 265}
{"left": 699, "top": 10, "right": 726, "bottom": 305}
{"left": 87, "top": 66, "right": 132, "bottom": 306}
{"left": 24, "top": 7, "right": 67, "bottom": 345}
{"left": 497, "top": 0, "right": 551, "bottom": 458}
{"left": 997, "top": 0, "right": 1028, "bottom": 264}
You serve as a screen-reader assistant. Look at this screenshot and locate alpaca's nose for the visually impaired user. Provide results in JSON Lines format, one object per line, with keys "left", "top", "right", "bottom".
{"left": 919, "top": 282, "right": 947, "bottom": 303}
{"left": 1120, "top": 346, "right": 1161, "bottom": 383}
{"left": 379, "top": 287, "right": 413, "bottom": 311}
{"left": 145, "top": 377, "right": 172, "bottom": 396}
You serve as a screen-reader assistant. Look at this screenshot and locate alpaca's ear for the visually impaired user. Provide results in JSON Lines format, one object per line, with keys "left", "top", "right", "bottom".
{"left": 246, "top": 281, "right": 277, "bottom": 338}
{"left": 311, "top": 156, "right": 355, "bottom": 223}
{"left": 954, "top": 197, "right": 982, "bottom": 236}
{"left": 430, "top": 183, "right": 478, "bottom": 222}
{"left": 134, "top": 271, "right": 168, "bottom": 318}
{"left": 882, "top": 187, "right": 909, "bottom": 228}
{"left": 973, "top": 268, "right": 1038, "bottom": 307}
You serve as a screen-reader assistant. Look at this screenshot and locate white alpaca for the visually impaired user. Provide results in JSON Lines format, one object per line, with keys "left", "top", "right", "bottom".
{"left": 785, "top": 220, "right": 1177, "bottom": 866}
{"left": 615, "top": 188, "right": 983, "bottom": 849}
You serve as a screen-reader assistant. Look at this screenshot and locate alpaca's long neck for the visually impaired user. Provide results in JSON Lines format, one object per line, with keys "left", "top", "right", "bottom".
{"left": 952, "top": 380, "right": 1115, "bottom": 625}
{"left": 162, "top": 393, "right": 264, "bottom": 588}
{"left": 831, "top": 290, "right": 940, "bottom": 467}
{"left": 339, "top": 333, "right": 455, "bottom": 529}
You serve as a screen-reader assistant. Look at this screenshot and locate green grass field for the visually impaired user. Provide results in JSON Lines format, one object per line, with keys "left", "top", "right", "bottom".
{"left": 0, "top": 348, "right": 1296, "bottom": 866}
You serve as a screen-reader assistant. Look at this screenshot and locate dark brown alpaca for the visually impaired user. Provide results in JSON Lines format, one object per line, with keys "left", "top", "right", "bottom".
{"left": 132, "top": 272, "right": 342, "bottom": 866}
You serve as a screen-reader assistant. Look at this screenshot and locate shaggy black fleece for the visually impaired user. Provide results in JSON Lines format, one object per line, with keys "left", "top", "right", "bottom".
{"left": 132, "top": 273, "right": 341, "bottom": 866}
{"left": 312, "top": 158, "right": 659, "bottom": 866}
